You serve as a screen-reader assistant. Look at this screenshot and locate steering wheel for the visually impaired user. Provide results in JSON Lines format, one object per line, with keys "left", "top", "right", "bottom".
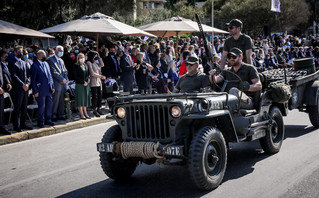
{"left": 213, "top": 70, "right": 242, "bottom": 92}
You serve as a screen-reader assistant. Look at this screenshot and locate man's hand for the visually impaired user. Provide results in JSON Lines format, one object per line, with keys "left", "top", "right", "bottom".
{"left": 209, "top": 69, "right": 217, "bottom": 76}
{"left": 7, "top": 84, "right": 12, "bottom": 91}
{"left": 242, "top": 81, "right": 250, "bottom": 91}
{"left": 22, "top": 84, "right": 29, "bottom": 92}
{"left": 167, "top": 79, "right": 172, "bottom": 83}
{"left": 52, "top": 88, "right": 55, "bottom": 94}
{"left": 61, "top": 79, "right": 67, "bottom": 84}
{"left": 0, "top": 87, "right": 3, "bottom": 95}
{"left": 34, "top": 92, "right": 39, "bottom": 98}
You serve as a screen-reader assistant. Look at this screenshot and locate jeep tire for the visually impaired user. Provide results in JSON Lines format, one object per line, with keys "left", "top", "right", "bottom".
{"left": 307, "top": 96, "right": 319, "bottom": 127}
{"left": 260, "top": 107, "right": 284, "bottom": 154}
{"left": 99, "top": 125, "right": 138, "bottom": 180}
{"left": 188, "top": 126, "right": 227, "bottom": 190}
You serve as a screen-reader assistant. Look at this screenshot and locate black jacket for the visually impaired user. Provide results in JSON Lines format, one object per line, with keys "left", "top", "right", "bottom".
{"left": 73, "top": 63, "right": 90, "bottom": 84}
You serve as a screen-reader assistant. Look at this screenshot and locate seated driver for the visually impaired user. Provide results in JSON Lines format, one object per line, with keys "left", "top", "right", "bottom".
{"left": 173, "top": 54, "right": 210, "bottom": 93}
{"left": 209, "top": 47, "right": 262, "bottom": 109}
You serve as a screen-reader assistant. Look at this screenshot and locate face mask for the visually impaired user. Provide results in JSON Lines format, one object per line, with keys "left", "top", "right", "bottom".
{"left": 75, "top": 50, "right": 79, "bottom": 54}
{"left": 79, "top": 58, "right": 85, "bottom": 63}
{"left": 58, "top": 51, "right": 64, "bottom": 57}
{"left": 41, "top": 57, "right": 46, "bottom": 62}
{"left": 271, "top": 56, "right": 274, "bottom": 58}
{"left": 95, "top": 60, "right": 99, "bottom": 64}
{"left": 128, "top": 48, "right": 132, "bottom": 53}
{"left": 28, "top": 53, "right": 33, "bottom": 58}
{"left": 17, "top": 53, "right": 23, "bottom": 58}
{"left": 23, "top": 55, "right": 28, "bottom": 60}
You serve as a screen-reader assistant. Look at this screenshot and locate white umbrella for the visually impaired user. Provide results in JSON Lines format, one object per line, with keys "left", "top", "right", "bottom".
{"left": 138, "top": 16, "right": 228, "bottom": 37}
{"left": 40, "top": 12, "right": 156, "bottom": 47}
{"left": 0, "top": 20, "right": 54, "bottom": 38}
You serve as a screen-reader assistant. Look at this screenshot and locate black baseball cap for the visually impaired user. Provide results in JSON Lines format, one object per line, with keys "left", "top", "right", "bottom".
{"left": 228, "top": 48, "right": 243, "bottom": 57}
{"left": 226, "top": 19, "right": 243, "bottom": 28}
{"left": 186, "top": 54, "right": 199, "bottom": 64}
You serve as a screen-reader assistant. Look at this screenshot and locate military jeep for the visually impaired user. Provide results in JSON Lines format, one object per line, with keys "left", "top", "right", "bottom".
{"left": 97, "top": 58, "right": 319, "bottom": 191}
{"left": 96, "top": 77, "right": 287, "bottom": 190}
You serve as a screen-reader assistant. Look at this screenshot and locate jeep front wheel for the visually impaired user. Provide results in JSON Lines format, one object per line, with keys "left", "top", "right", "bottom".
{"left": 188, "top": 127, "right": 227, "bottom": 190}
{"left": 259, "top": 107, "right": 284, "bottom": 154}
{"left": 99, "top": 125, "right": 138, "bottom": 180}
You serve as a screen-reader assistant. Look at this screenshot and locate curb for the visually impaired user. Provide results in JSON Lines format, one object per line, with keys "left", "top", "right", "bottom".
{"left": 0, "top": 117, "right": 114, "bottom": 146}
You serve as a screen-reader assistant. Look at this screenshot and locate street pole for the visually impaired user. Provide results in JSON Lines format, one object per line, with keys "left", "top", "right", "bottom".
{"left": 211, "top": 0, "right": 214, "bottom": 42}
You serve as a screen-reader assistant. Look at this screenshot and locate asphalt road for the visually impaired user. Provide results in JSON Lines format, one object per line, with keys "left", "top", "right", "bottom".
{"left": 1, "top": 110, "right": 319, "bottom": 198}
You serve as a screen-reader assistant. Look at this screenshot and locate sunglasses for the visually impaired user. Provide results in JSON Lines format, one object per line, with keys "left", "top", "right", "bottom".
{"left": 228, "top": 26, "right": 235, "bottom": 30}
{"left": 227, "top": 55, "right": 238, "bottom": 59}
{"left": 186, "top": 63, "right": 196, "bottom": 67}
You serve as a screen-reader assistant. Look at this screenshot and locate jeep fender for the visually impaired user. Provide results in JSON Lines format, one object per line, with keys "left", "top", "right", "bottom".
{"left": 304, "top": 80, "right": 319, "bottom": 106}
{"left": 180, "top": 110, "right": 238, "bottom": 143}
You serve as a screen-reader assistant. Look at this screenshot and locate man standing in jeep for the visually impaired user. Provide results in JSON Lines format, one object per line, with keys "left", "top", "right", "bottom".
{"left": 220, "top": 19, "right": 253, "bottom": 70}
{"left": 210, "top": 48, "right": 262, "bottom": 109}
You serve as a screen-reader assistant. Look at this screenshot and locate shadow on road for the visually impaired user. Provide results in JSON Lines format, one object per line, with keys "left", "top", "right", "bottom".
{"left": 284, "top": 125, "right": 317, "bottom": 139}
{"left": 58, "top": 141, "right": 274, "bottom": 198}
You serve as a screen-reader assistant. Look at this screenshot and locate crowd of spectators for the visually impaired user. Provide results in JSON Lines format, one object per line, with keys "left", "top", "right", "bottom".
{"left": 1, "top": 33, "right": 319, "bottom": 134}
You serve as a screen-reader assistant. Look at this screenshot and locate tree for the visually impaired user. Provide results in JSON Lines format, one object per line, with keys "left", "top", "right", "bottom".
{"left": 170, "top": 0, "right": 204, "bottom": 21}
{"left": 211, "top": 0, "right": 310, "bottom": 36}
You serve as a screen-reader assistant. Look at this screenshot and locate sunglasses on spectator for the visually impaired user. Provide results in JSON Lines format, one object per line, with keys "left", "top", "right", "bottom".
{"left": 227, "top": 55, "right": 238, "bottom": 59}
{"left": 228, "top": 26, "right": 235, "bottom": 30}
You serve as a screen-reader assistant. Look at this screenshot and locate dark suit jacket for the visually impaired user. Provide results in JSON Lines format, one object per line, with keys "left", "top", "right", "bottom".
{"left": 120, "top": 53, "right": 134, "bottom": 81}
{"left": 8, "top": 58, "right": 30, "bottom": 91}
{"left": 103, "top": 52, "right": 120, "bottom": 79}
{"left": 1, "top": 62, "right": 11, "bottom": 85}
{"left": 276, "top": 54, "right": 287, "bottom": 65}
{"left": 47, "top": 55, "right": 68, "bottom": 91}
{"left": 73, "top": 63, "right": 90, "bottom": 84}
{"left": 31, "top": 60, "right": 55, "bottom": 97}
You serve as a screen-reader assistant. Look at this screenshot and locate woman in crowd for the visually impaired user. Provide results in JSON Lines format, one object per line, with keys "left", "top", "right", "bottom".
{"left": 167, "top": 60, "right": 179, "bottom": 92}
{"left": 87, "top": 51, "right": 106, "bottom": 117}
{"left": 135, "top": 52, "right": 153, "bottom": 94}
{"left": 73, "top": 53, "right": 91, "bottom": 120}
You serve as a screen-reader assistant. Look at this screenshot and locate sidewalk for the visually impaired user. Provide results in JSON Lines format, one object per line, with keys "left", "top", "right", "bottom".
{"left": 0, "top": 107, "right": 114, "bottom": 146}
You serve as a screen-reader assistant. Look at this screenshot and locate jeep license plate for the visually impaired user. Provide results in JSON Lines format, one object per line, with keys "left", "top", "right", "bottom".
{"left": 164, "top": 146, "right": 183, "bottom": 156}
{"left": 97, "top": 143, "right": 113, "bottom": 152}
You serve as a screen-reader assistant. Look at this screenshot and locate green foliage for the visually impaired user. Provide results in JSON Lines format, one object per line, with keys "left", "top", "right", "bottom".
{"left": 135, "top": 9, "right": 172, "bottom": 26}
{"left": 171, "top": 0, "right": 204, "bottom": 21}
{"left": 212, "top": 0, "right": 310, "bottom": 35}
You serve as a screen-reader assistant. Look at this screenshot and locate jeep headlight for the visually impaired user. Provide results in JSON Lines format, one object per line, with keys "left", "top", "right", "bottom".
{"left": 171, "top": 106, "right": 181, "bottom": 118}
{"left": 117, "top": 107, "right": 126, "bottom": 119}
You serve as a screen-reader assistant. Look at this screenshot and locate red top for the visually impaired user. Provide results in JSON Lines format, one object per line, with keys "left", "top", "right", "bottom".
{"left": 131, "top": 55, "right": 137, "bottom": 63}
{"left": 178, "top": 61, "right": 187, "bottom": 76}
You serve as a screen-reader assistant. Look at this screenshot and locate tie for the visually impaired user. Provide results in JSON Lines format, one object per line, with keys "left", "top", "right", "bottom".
{"left": 42, "top": 62, "right": 53, "bottom": 90}
{"left": 281, "top": 55, "right": 286, "bottom": 64}
{"left": 0, "top": 65, "right": 3, "bottom": 88}
{"left": 58, "top": 59, "right": 62, "bottom": 69}
{"left": 111, "top": 55, "right": 118, "bottom": 72}
{"left": 18, "top": 60, "right": 24, "bottom": 70}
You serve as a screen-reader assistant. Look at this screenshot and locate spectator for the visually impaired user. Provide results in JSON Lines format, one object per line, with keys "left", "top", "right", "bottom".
{"left": 120, "top": 42, "right": 136, "bottom": 94}
{"left": 167, "top": 60, "right": 179, "bottom": 92}
{"left": 104, "top": 44, "right": 120, "bottom": 80}
{"left": 47, "top": 45, "right": 69, "bottom": 121}
{"left": 87, "top": 51, "right": 105, "bottom": 117}
{"left": 8, "top": 46, "right": 32, "bottom": 132}
{"left": 178, "top": 51, "right": 190, "bottom": 77}
{"left": 135, "top": 52, "right": 153, "bottom": 94}
{"left": 31, "top": 50, "right": 55, "bottom": 128}
{"left": 73, "top": 53, "right": 91, "bottom": 120}
{"left": 0, "top": 51, "right": 12, "bottom": 135}
{"left": 150, "top": 59, "right": 170, "bottom": 94}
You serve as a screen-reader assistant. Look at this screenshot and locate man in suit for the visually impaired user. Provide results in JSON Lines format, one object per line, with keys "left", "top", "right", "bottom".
{"left": 47, "top": 45, "right": 69, "bottom": 121}
{"left": 104, "top": 44, "right": 120, "bottom": 80}
{"left": 8, "top": 46, "right": 32, "bottom": 132}
{"left": 276, "top": 49, "right": 288, "bottom": 67}
{"left": 0, "top": 51, "right": 12, "bottom": 134}
{"left": 120, "top": 42, "right": 136, "bottom": 94}
{"left": 31, "top": 50, "right": 55, "bottom": 128}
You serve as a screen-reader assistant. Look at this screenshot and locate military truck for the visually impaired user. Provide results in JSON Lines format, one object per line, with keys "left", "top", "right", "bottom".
{"left": 97, "top": 57, "right": 319, "bottom": 191}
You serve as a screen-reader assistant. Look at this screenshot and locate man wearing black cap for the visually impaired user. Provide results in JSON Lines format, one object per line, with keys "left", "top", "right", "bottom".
{"left": 173, "top": 54, "right": 210, "bottom": 93}
{"left": 210, "top": 48, "right": 261, "bottom": 109}
{"left": 220, "top": 19, "right": 253, "bottom": 70}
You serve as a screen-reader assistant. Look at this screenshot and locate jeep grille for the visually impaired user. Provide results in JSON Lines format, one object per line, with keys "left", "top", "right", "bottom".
{"left": 123, "top": 104, "right": 172, "bottom": 141}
